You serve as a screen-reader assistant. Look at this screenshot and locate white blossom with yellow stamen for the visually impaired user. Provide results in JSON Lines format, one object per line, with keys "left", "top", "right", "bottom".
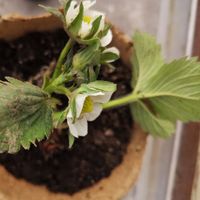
{"left": 65, "top": 0, "right": 112, "bottom": 46}
{"left": 67, "top": 91, "right": 114, "bottom": 138}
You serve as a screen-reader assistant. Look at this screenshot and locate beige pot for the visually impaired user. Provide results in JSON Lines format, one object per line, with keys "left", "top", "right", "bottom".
{"left": 0, "top": 14, "right": 147, "bottom": 200}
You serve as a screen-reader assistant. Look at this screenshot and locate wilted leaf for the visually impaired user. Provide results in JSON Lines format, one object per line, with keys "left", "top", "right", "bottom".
{"left": 0, "top": 78, "right": 53, "bottom": 153}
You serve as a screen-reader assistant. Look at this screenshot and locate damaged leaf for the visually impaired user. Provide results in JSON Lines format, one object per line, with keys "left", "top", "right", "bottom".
{"left": 0, "top": 77, "right": 53, "bottom": 153}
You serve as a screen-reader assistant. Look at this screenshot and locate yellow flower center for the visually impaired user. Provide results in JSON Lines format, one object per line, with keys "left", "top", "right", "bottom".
{"left": 82, "top": 97, "right": 94, "bottom": 113}
{"left": 83, "top": 16, "right": 92, "bottom": 24}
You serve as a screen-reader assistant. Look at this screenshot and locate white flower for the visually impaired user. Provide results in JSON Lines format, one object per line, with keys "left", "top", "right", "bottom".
{"left": 65, "top": 0, "right": 113, "bottom": 46}
{"left": 67, "top": 91, "right": 113, "bottom": 138}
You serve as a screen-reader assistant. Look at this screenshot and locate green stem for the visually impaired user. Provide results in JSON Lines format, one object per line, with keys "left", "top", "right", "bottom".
{"left": 103, "top": 93, "right": 140, "bottom": 110}
{"left": 44, "top": 74, "right": 72, "bottom": 94}
{"left": 52, "top": 38, "right": 74, "bottom": 79}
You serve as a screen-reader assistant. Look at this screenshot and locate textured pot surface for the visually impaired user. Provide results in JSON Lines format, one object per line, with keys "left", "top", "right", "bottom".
{"left": 0, "top": 14, "right": 147, "bottom": 200}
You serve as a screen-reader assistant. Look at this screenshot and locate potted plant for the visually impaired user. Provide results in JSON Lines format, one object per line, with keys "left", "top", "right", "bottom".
{"left": 0, "top": 1, "right": 200, "bottom": 200}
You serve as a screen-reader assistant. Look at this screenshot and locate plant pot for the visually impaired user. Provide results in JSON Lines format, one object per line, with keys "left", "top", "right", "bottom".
{"left": 0, "top": 14, "right": 147, "bottom": 200}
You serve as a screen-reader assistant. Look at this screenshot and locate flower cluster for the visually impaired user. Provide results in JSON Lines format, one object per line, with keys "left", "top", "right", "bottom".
{"left": 65, "top": 0, "right": 119, "bottom": 65}
{"left": 41, "top": 0, "right": 119, "bottom": 142}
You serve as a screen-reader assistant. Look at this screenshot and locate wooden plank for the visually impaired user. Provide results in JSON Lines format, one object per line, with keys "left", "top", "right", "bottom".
{"left": 173, "top": 123, "right": 200, "bottom": 200}
{"left": 191, "top": 137, "right": 200, "bottom": 200}
{"left": 172, "top": 1, "right": 200, "bottom": 199}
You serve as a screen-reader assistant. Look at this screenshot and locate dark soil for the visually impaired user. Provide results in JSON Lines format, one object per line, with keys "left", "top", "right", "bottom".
{"left": 0, "top": 29, "right": 133, "bottom": 194}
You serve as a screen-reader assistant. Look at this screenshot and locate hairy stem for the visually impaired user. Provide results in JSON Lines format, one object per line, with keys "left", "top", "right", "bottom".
{"left": 103, "top": 93, "right": 140, "bottom": 110}
{"left": 52, "top": 38, "right": 74, "bottom": 79}
{"left": 44, "top": 74, "right": 72, "bottom": 94}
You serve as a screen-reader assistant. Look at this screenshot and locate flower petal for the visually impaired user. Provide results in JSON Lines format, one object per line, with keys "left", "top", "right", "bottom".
{"left": 100, "top": 29, "right": 113, "bottom": 47}
{"left": 78, "top": 21, "right": 92, "bottom": 38}
{"left": 90, "top": 91, "right": 114, "bottom": 103}
{"left": 67, "top": 93, "right": 89, "bottom": 119}
{"left": 67, "top": 117, "right": 88, "bottom": 138}
{"left": 66, "top": 1, "right": 79, "bottom": 25}
{"left": 85, "top": 103, "right": 103, "bottom": 121}
{"left": 75, "top": 94, "right": 89, "bottom": 118}
{"left": 98, "top": 14, "right": 105, "bottom": 33}
{"left": 87, "top": 10, "right": 105, "bottom": 31}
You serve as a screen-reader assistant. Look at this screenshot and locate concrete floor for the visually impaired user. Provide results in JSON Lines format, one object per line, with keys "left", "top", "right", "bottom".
{"left": 0, "top": 0, "right": 160, "bottom": 35}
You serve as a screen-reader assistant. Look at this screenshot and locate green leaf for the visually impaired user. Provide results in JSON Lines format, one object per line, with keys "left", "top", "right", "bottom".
{"left": 88, "top": 66, "right": 97, "bottom": 82}
{"left": 150, "top": 96, "right": 200, "bottom": 123}
{"left": 44, "top": 73, "right": 66, "bottom": 94}
{"left": 68, "top": 133, "right": 75, "bottom": 149}
{"left": 87, "top": 81, "right": 117, "bottom": 92}
{"left": 63, "top": 48, "right": 74, "bottom": 73}
{"left": 130, "top": 32, "right": 200, "bottom": 136}
{"left": 71, "top": 98, "right": 77, "bottom": 122}
{"left": 131, "top": 101, "right": 175, "bottom": 137}
{"left": 68, "top": 2, "right": 84, "bottom": 36}
{"left": 138, "top": 55, "right": 200, "bottom": 123}
{"left": 86, "top": 16, "right": 103, "bottom": 38}
{"left": 0, "top": 78, "right": 53, "bottom": 153}
{"left": 75, "top": 81, "right": 116, "bottom": 98}
{"left": 137, "top": 57, "right": 200, "bottom": 100}
{"left": 98, "top": 24, "right": 110, "bottom": 39}
{"left": 76, "top": 24, "right": 110, "bottom": 45}
{"left": 131, "top": 32, "right": 164, "bottom": 89}
{"left": 53, "top": 110, "right": 67, "bottom": 128}
{"left": 73, "top": 41, "right": 100, "bottom": 71}
{"left": 100, "top": 51, "right": 119, "bottom": 64}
